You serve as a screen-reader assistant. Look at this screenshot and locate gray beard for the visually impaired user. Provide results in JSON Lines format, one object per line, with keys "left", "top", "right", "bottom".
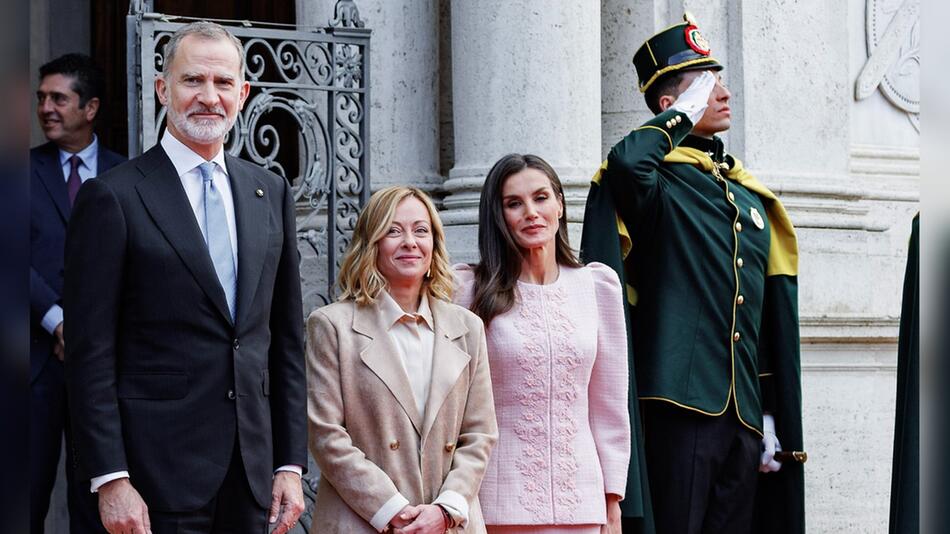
{"left": 166, "top": 105, "right": 234, "bottom": 144}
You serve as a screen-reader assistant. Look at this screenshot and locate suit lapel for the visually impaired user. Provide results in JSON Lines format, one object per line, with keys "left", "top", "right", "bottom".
{"left": 226, "top": 155, "right": 269, "bottom": 327}
{"left": 34, "top": 143, "right": 70, "bottom": 222}
{"left": 422, "top": 297, "right": 471, "bottom": 439}
{"left": 353, "top": 303, "right": 424, "bottom": 435}
{"left": 134, "top": 146, "right": 233, "bottom": 326}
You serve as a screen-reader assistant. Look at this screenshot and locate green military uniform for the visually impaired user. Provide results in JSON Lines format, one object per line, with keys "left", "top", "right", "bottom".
{"left": 580, "top": 14, "right": 804, "bottom": 534}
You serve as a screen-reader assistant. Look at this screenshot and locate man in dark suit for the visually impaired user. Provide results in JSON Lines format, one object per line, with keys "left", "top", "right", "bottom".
{"left": 63, "top": 21, "right": 306, "bottom": 534}
{"left": 31, "top": 53, "right": 124, "bottom": 534}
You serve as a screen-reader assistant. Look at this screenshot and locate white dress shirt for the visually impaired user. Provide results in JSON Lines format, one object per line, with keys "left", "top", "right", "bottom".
{"left": 368, "top": 291, "right": 468, "bottom": 531}
{"left": 40, "top": 135, "right": 100, "bottom": 335}
{"left": 90, "top": 132, "right": 301, "bottom": 493}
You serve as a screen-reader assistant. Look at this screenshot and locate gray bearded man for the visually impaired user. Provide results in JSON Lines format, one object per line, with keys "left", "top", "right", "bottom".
{"left": 64, "top": 22, "right": 308, "bottom": 534}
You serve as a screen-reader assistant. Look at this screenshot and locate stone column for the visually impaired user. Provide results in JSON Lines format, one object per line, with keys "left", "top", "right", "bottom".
{"left": 726, "top": 1, "right": 918, "bottom": 531}
{"left": 297, "top": 0, "right": 442, "bottom": 191}
{"left": 442, "top": 0, "right": 602, "bottom": 262}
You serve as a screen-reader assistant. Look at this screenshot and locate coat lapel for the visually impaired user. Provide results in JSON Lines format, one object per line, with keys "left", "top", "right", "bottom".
{"left": 353, "top": 303, "right": 424, "bottom": 435}
{"left": 34, "top": 143, "right": 70, "bottom": 222}
{"left": 226, "top": 155, "right": 269, "bottom": 326}
{"left": 422, "top": 297, "right": 471, "bottom": 440}
{"left": 134, "top": 146, "right": 233, "bottom": 326}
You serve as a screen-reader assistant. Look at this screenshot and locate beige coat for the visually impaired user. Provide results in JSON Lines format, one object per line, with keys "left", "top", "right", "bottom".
{"left": 306, "top": 295, "right": 498, "bottom": 533}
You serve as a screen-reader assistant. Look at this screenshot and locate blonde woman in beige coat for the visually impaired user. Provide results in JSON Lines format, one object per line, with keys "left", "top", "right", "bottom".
{"left": 307, "top": 186, "right": 498, "bottom": 534}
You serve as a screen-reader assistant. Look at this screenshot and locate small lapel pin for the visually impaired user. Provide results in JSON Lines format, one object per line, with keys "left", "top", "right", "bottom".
{"left": 255, "top": 189, "right": 264, "bottom": 198}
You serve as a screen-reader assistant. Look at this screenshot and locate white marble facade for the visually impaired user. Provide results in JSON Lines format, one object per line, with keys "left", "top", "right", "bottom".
{"left": 301, "top": 1, "right": 918, "bottom": 531}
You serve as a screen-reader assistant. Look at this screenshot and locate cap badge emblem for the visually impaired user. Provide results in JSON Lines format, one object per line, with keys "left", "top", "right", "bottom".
{"left": 685, "top": 25, "right": 711, "bottom": 56}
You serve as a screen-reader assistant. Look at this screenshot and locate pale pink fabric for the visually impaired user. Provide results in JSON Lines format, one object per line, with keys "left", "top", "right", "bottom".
{"left": 454, "top": 263, "right": 630, "bottom": 527}
{"left": 486, "top": 525, "right": 599, "bottom": 534}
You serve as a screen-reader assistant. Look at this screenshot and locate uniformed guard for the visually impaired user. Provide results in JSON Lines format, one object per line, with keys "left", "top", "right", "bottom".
{"left": 580, "top": 13, "right": 805, "bottom": 534}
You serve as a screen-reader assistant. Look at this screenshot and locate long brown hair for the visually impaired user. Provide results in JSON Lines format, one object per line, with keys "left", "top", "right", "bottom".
{"left": 470, "top": 154, "right": 581, "bottom": 326}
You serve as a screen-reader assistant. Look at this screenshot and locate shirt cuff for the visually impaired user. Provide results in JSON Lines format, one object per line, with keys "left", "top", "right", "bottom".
{"left": 275, "top": 465, "right": 303, "bottom": 476}
{"left": 370, "top": 492, "right": 409, "bottom": 532}
{"left": 90, "top": 471, "right": 129, "bottom": 493}
{"left": 41, "top": 305, "right": 63, "bottom": 335}
{"left": 433, "top": 490, "right": 469, "bottom": 528}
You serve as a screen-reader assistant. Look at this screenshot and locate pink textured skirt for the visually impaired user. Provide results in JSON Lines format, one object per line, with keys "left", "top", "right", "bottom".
{"left": 486, "top": 526, "right": 600, "bottom": 534}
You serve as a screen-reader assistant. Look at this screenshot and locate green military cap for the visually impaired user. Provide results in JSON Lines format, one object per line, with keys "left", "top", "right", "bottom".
{"left": 633, "top": 12, "right": 723, "bottom": 93}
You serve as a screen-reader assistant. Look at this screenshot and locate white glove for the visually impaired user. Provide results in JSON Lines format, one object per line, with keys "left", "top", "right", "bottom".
{"left": 759, "top": 414, "right": 782, "bottom": 473}
{"left": 670, "top": 70, "right": 716, "bottom": 125}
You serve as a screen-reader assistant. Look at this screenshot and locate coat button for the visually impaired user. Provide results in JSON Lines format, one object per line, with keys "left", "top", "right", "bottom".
{"left": 444, "top": 442, "right": 455, "bottom": 453}
{"left": 737, "top": 295, "right": 745, "bottom": 305}
{"left": 733, "top": 332, "right": 741, "bottom": 342}
{"left": 233, "top": 339, "right": 240, "bottom": 350}
{"left": 227, "top": 389, "right": 236, "bottom": 400}
{"left": 735, "top": 222, "right": 743, "bottom": 232}
{"left": 736, "top": 257, "right": 744, "bottom": 268}
{"left": 389, "top": 440, "right": 400, "bottom": 450}
{"left": 728, "top": 192, "right": 735, "bottom": 201}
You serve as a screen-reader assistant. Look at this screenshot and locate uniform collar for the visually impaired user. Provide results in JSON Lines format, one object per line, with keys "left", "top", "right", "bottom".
{"left": 680, "top": 134, "right": 725, "bottom": 164}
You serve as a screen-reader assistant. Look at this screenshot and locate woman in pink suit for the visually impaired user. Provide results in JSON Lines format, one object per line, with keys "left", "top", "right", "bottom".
{"left": 454, "top": 154, "right": 630, "bottom": 534}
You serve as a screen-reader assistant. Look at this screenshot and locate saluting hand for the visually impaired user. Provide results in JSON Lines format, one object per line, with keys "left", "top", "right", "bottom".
{"left": 671, "top": 70, "right": 717, "bottom": 125}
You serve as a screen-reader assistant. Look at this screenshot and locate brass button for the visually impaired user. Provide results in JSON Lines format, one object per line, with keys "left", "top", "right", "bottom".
{"left": 736, "top": 257, "right": 744, "bottom": 268}
{"left": 737, "top": 295, "right": 745, "bottom": 305}
{"left": 675, "top": 115, "right": 683, "bottom": 124}
{"left": 666, "top": 120, "right": 673, "bottom": 128}
{"left": 444, "top": 442, "right": 455, "bottom": 453}
{"left": 728, "top": 192, "right": 735, "bottom": 202}
{"left": 389, "top": 440, "right": 400, "bottom": 450}
{"left": 733, "top": 332, "right": 741, "bottom": 342}
{"left": 255, "top": 189, "right": 264, "bottom": 197}
{"left": 735, "top": 222, "right": 743, "bottom": 232}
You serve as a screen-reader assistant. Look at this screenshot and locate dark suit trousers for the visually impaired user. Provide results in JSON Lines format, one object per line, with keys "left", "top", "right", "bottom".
{"left": 30, "top": 358, "right": 107, "bottom": 534}
{"left": 149, "top": 439, "right": 268, "bottom": 534}
{"left": 641, "top": 401, "right": 760, "bottom": 534}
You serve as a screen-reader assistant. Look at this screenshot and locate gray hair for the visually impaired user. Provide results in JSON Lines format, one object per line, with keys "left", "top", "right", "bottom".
{"left": 162, "top": 21, "right": 245, "bottom": 79}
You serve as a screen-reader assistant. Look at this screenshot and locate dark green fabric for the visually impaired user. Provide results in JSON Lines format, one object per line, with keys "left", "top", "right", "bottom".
{"left": 595, "top": 110, "right": 769, "bottom": 429}
{"left": 751, "top": 274, "right": 805, "bottom": 534}
{"left": 889, "top": 214, "right": 918, "bottom": 534}
{"left": 581, "top": 108, "right": 804, "bottom": 534}
{"left": 581, "top": 180, "right": 653, "bottom": 531}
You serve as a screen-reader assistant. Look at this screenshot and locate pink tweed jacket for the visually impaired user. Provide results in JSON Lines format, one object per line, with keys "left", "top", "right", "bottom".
{"left": 454, "top": 262, "right": 630, "bottom": 526}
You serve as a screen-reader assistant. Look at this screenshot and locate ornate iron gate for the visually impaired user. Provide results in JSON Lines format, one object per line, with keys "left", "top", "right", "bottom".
{"left": 126, "top": 0, "right": 370, "bottom": 318}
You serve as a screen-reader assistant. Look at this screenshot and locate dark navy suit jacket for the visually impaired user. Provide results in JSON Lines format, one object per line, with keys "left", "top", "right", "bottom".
{"left": 62, "top": 145, "right": 307, "bottom": 512}
{"left": 30, "top": 140, "right": 125, "bottom": 383}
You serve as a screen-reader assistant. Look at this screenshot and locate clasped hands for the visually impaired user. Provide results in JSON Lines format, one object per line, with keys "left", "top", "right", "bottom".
{"left": 388, "top": 504, "right": 449, "bottom": 534}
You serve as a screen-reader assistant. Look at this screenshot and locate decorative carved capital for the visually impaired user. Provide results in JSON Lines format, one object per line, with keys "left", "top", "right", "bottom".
{"left": 330, "top": 0, "right": 365, "bottom": 29}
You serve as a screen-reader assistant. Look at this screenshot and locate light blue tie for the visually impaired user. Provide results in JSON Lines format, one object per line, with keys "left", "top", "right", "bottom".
{"left": 197, "top": 162, "right": 237, "bottom": 321}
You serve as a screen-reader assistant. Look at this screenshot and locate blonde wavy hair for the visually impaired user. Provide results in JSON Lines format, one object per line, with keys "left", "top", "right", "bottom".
{"left": 337, "top": 186, "right": 454, "bottom": 304}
